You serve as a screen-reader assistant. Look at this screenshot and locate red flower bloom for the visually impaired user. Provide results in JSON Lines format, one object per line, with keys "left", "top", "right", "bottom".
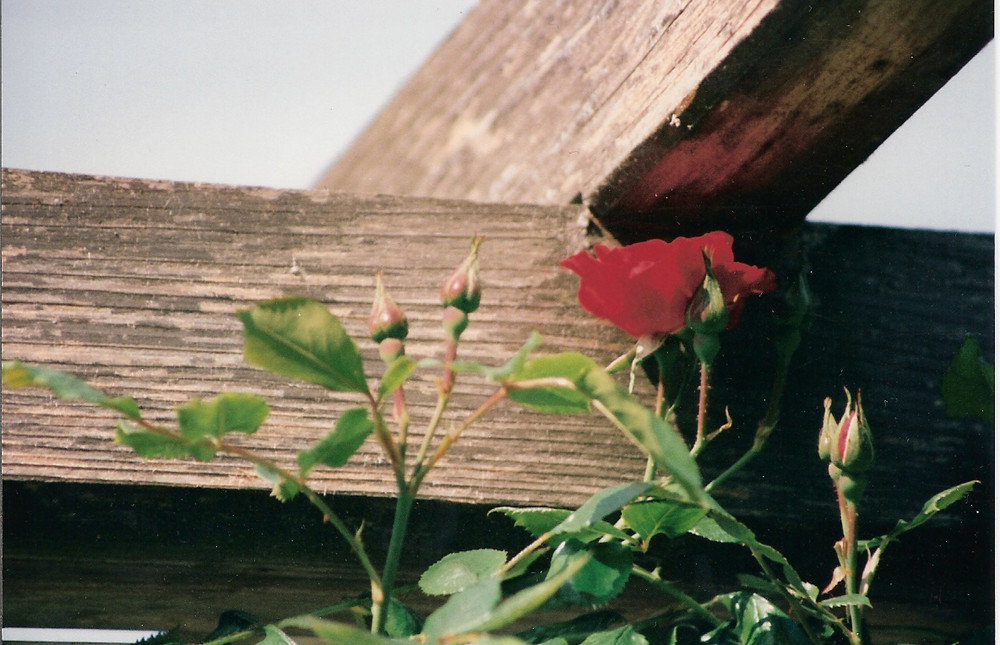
{"left": 559, "top": 232, "right": 776, "bottom": 338}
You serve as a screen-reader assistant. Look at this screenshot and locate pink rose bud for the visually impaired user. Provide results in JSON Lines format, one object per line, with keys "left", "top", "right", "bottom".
{"left": 821, "top": 389, "right": 874, "bottom": 476}
{"left": 368, "top": 272, "right": 408, "bottom": 343}
{"left": 440, "top": 235, "right": 484, "bottom": 314}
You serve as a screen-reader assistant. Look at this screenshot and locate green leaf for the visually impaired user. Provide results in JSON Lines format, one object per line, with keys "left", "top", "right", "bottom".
{"left": 419, "top": 549, "right": 509, "bottom": 596}
{"left": 622, "top": 498, "right": 707, "bottom": 546}
{"left": 3, "top": 360, "right": 141, "bottom": 419}
{"left": 385, "top": 598, "right": 423, "bottom": 639}
{"left": 297, "top": 407, "right": 374, "bottom": 476}
{"left": 490, "top": 507, "right": 628, "bottom": 544}
{"left": 176, "top": 393, "right": 269, "bottom": 441}
{"left": 711, "top": 592, "right": 810, "bottom": 645}
{"left": 114, "top": 421, "right": 216, "bottom": 461}
{"left": 515, "top": 611, "right": 624, "bottom": 644}
{"left": 579, "top": 626, "right": 649, "bottom": 645}
{"left": 238, "top": 298, "right": 367, "bottom": 392}
{"left": 507, "top": 352, "right": 594, "bottom": 414}
{"left": 860, "top": 480, "right": 979, "bottom": 551}
{"left": 258, "top": 625, "right": 297, "bottom": 645}
{"left": 377, "top": 356, "right": 417, "bottom": 399}
{"left": 422, "top": 578, "right": 503, "bottom": 643}
{"left": 573, "top": 365, "right": 704, "bottom": 502}
{"left": 941, "top": 336, "right": 994, "bottom": 422}
{"left": 452, "top": 332, "right": 545, "bottom": 381}
{"left": 470, "top": 550, "right": 591, "bottom": 634}
{"left": 546, "top": 540, "right": 632, "bottom": 608}
{"left": 254, "top": 463, "right": 300, "bottom": 502}
{"left": 553, "top": 482, "right": 654, "bottom": 535}
{"left": 818, "top": 594, "right": 871, "bottom": 609}
{"left": 284, "top": 616, "right": 398, "bottom": 645}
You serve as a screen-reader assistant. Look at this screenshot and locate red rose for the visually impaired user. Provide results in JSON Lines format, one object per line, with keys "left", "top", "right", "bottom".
{"left": 559, "top": 232, "right": 776, "bottom": 338}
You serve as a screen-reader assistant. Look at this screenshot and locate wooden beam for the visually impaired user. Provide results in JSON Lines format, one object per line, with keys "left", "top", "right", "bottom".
{"left": 2, "top": 170, "right": 993, "bottom": 530}
{"left": 315, "top": 0, "right": 992, "bottom": 241}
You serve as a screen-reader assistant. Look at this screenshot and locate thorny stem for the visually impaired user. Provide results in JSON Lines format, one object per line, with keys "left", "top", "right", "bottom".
{"left": 836, "top": 481, "right": 866, "bottom": 643}
{"left": 691, "top": 362, "right": 711, "bottom": 455}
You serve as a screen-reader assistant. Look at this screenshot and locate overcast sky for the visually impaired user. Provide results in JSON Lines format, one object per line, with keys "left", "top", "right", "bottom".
{"left": 1, "top": 1, "right": 994, "bottom": 233}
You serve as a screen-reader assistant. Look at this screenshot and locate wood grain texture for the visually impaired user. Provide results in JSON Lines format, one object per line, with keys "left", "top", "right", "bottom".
{"left": 2, "top": 168, "right": 641, "bottom": 508}
{"left": 2, "top": 170, "right": 993, "bottom": 529}
{"left": 316, "top": 0, "right": 992, "bottom": 241}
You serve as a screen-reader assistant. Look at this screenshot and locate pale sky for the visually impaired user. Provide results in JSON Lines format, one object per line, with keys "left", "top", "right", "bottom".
{"left": 1, "top": 1, "right": 994, "bottom": 233}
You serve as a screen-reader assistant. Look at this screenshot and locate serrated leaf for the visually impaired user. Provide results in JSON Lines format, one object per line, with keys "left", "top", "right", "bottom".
{"left": 3, "top": 360, "right": 141, "bottom": 419}
{"left": 579, "top": 626, "right": 648, "bottom": 645}
{"left": 554, "top": 482, "right": 654, "bottom": 535}
{"left": 284, "top": 616, "right": 398, "bottom": 645}
{"left": 942, "top": 336, "right": 994, "bottom": 422}
{"left": 297, "top": 407, "right": 373, "bottom": 475}
{"left": 114, "top": 421, "right": 216, "bottom": 461}
{"left": 176, "top": 392, "right": 269, "bottom": 441}
{"left": 546, "top": 540, "right": 632, "bottom": 608}
{"left": 470, "top": 550, "right": 591, "bottom": 634}
{"left": 491, "top": 507, "right": 629, "bottom": 544}
{"left": 507, "top": 352, "right": 594, "bottom": 414}
{"left": 573, "top": 365, "right": 704, "bottom": 502}
{"left": 255, "top": 463, "right": 300, "bottom": 502}
{"left": 422, "top": 578, "right": 503, "bottom": 643}
{"left": 818, "top": 594, "right": 871, "bottom": 609}
{"left": 420, "top": 549, "right": 508, "bottom": 596}
{"left": 238, "top": 298, "right": 367, "bottom": 393}
{"left": 622, "top": 498, "right": 707, "bottom": 545}
{"left": 377, "top": 356, "right": 417, "bottom": 398}
{"left": 713, "top": 592, "right": 810, "bottom": 645}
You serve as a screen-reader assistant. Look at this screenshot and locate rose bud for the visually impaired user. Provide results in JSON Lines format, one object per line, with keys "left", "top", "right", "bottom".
{"left": 822, "top": 389, "right": 874, "bottom": 476}
{"left": 440, "top": 235, "right": 484, "bottom": 314}
{"left": 368, "top": 272, "right": 408, "bottom": 343}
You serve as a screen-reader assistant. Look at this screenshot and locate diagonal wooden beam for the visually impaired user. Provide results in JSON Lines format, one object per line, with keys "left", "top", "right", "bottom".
{"left": 316, "top": 0, "right": 992, "bottom": 242}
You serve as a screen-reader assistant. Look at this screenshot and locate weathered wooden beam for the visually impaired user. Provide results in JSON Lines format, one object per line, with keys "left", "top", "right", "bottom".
{"left": 2, "top": 170, "right": 993, "bottom": 530}
{"left": 4, "top": 481, "right": 992, "bottom": 639}
{"left": 315, "top": 0, "right": 992, "bottom": 241}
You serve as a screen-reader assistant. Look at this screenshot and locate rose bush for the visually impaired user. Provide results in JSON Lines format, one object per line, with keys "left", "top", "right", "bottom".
{"left": 559, "top": 231, "right": 777, "bottom": 339}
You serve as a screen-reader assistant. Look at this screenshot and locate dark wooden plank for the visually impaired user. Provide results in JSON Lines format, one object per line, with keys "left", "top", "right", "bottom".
{"left": 4, "top": 481, "right": 991, "bottom": 642}
{"left": 1, "top": 170, "right": 992, "bottom": 531}
{"left": 316, "top": 0, "right": 991, "bottom": 241}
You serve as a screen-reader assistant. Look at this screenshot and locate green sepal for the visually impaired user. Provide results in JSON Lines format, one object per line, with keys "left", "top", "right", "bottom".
{"left": 238, "top": 298, "right": 367, "bottom": 393}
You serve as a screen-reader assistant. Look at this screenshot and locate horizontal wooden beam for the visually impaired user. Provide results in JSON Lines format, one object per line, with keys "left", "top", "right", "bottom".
{"left": 2, "top": 170, "right": 993, "bottom": 530}
{"left": 4, "top": 481, "right": 990, "bottom": 638}
{"left": 316, "top": 0, "right": 992, "bottom": 241}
